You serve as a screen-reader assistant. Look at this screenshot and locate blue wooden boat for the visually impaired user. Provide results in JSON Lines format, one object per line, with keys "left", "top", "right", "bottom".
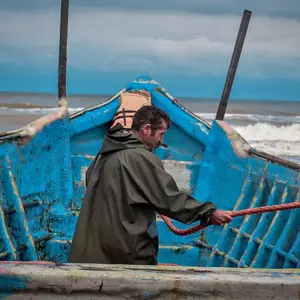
{"left": 0, "top": 76, "right": 299, "bottom": 299}
{"left": 0, "top": 73, "right": 299, "bottom": 268}
{"left": 0, "top": 2, "right": 299, "bottom": 298}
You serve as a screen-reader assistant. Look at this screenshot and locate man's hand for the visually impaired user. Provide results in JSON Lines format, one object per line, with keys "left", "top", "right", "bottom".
{"left": 210, "top": 210, "right": 232, "bottom": 226}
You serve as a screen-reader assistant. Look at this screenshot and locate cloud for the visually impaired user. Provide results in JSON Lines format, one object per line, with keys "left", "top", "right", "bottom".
{"left": 0, "top": 8, "right": 300, "bottom": 78}
{"left": 2, "top": 0, "right": 300, "bottom": 20}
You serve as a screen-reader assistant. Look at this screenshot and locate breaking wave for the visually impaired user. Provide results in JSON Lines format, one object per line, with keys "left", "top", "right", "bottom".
{"left": 196, "top": 113, "right": 300, "bottom": 124}
{"left": 0, "top": 107, "right": 84, "bottom": 115}
{"left": 234, "top": 123, "right": 300, "bottom": 157}
{"left": 234, "top": 123, "right": 300, "bottom": 142}
{"left": 195, "top": 113, "right": 300, "bottom": 158}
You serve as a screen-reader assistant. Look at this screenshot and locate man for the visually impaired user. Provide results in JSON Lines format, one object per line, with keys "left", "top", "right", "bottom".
{"left": 68, "top": 105, "right": 232, "bottom": 265}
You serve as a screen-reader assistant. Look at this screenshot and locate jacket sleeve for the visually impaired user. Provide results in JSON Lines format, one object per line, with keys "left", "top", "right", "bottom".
{"left": 123, "top": 149, "right": 217, "bottom": 225}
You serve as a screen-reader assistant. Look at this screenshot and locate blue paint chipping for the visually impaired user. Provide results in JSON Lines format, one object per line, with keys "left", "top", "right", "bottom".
{"left": 0, "top": 274, "right": 29, "bottom": 299}
{"left": 0, "top": 76, "right": 299, "bottom": 271}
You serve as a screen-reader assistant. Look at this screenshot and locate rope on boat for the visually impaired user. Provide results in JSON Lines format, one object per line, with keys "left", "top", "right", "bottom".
{"left": 160, "top": 201, "right": 300, "bottom": 236}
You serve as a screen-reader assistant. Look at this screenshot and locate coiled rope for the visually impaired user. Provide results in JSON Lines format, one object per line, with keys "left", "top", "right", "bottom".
{"left": 161, "top": 201, "right": 300, "bottom": 236}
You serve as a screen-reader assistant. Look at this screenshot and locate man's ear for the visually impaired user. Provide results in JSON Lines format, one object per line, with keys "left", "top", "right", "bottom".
{"left": 142, "top": 124, "right": 151, "bottom": 134}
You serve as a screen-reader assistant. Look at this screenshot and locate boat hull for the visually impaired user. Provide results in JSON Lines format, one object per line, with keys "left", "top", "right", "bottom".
{"left": 0, "top": 76, "right": 299, "bottom": 269}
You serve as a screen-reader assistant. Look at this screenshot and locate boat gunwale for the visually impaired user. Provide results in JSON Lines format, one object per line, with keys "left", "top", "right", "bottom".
{"left": 68, "top": 85, "right": 212, "bottom": 130}
{"left": 69, "top": 88, "right": 126, "bottom": 120}
{"left": 0, "top": 261, "right": 299, "bottom": 299}
{"left": 248, "top": 148, "right": 300, "bottom": 172}
{"left": 154, "top": 87, "right": 212, "bottom": 128}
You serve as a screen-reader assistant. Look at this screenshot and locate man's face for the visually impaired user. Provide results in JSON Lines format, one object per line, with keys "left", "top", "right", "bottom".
{"left": 138, "top": 120, "right": 168, "bottom": 151}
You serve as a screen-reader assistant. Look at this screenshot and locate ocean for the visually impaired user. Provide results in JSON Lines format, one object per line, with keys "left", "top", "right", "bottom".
{"left": 0, "top": 92, "right": 299, "bottom": 163}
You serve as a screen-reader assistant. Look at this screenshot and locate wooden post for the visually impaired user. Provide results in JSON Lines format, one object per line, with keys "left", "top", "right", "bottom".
{"left": 58, "top": 0, "right": 69, "bottom": 106}
{"left": 215, "top": 9, "right": 252, "bottom": 121}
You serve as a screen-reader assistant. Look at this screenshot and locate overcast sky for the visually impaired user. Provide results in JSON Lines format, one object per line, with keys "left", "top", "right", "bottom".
{"left": 0, "top": 0, "right": 299, "bottom": 100}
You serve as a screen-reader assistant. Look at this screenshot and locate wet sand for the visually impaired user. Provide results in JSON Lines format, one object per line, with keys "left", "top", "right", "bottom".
{"left": 0, "top": 115, "right": 39, "bottom": 132}
{"left": 0, "top": 102, "right": 53, "bottom": 109}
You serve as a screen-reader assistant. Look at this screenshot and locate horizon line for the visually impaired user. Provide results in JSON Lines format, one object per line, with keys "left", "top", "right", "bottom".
{"left": 0, "top": 90, "right": 299, "bottom": 103}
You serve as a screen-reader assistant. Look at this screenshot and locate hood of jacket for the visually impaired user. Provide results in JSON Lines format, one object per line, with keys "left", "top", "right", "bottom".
{"left": 100, "top": 123, "right": 146, "bottom": 155}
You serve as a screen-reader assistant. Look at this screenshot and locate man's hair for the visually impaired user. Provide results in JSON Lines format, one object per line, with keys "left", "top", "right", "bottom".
{"left": 131, "top": 105, "right": 170, "bottom": 132}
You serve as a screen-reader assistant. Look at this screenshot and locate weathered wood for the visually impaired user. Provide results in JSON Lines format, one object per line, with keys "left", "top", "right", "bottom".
{"left": 249, "top": 148, "right": 300, "bottom": 172}
{"left": 216, "top": 9, "right": 252, "bottom": 121}
{"left": 0, "top": 262, "right": 299, "bottom": 299}
{"left": 58, "top": 0, "right": 69, "bottom": 105}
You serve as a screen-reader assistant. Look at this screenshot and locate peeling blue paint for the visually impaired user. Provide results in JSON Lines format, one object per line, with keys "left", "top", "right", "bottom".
{"left": 194, "top": 121, "right": 299, "bottom": 268}
{"left": 0, "top": 274, "right": 29, "bottom": 299}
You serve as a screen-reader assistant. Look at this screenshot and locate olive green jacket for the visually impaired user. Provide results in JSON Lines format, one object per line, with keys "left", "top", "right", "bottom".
{"left": 68, "top": 124, "right": 216, "bottom": 265}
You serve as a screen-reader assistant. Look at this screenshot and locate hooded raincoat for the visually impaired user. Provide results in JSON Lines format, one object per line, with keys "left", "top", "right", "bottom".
{"left": 68, "top": 124, "right": 216, "bottom": 265}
